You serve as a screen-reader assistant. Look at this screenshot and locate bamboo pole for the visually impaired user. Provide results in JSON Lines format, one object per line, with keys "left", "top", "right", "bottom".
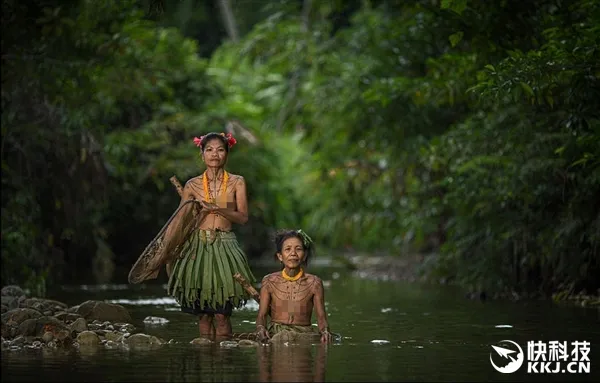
{"left": 170, "top": 176, "right": 184, "bottom": 196}
{"left": 234, "top": 272, "right": 260, "bottom": 303}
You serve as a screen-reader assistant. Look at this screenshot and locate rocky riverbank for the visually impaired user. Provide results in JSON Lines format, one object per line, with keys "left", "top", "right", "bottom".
{"left": 344, "top": 254, "right": 599, "bottom": 307}
{"left": 344, "top": 253, "right": 427, "bottom": 283}
{"left": 1, "top": 285, "right": 263, "bottom": 353}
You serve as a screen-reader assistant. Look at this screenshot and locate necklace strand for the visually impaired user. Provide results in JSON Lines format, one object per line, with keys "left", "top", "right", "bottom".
{"left": 203, "top": 171, "right": 229, "bottom": 203}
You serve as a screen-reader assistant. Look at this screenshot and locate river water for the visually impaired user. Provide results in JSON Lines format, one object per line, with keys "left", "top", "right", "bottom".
{"left": 2, "top": 265, "right": 598, "bottom": 382}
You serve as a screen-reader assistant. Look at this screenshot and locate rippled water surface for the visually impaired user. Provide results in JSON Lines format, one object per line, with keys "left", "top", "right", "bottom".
{"left": 2, "top": 266, "right": 599, "bottom": 382}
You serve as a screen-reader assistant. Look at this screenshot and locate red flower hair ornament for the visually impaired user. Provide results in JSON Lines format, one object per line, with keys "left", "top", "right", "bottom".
{"left": 193, "top": 133, "right": 237, "bottom": 149}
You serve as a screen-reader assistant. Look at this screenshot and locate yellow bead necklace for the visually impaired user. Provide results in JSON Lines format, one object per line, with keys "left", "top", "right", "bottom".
{"left": 203, "top": 170, "right": 229, "bottom": 204}
{"left": 282, "top": 268, "right": 304, "bottom": 282}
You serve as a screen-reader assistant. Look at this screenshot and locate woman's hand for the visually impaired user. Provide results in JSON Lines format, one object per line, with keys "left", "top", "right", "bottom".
{"left": 256, "top": 325, "right": 270, "bottom": 343}
{"left": 320, "top": 328, "right": 333, "bottom": 344}
{"left": 200, "top": 200, "right": 220, "bottom": 213}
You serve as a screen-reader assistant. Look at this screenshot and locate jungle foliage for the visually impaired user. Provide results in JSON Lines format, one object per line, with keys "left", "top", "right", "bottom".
{"left": 2, "top": 0, "right": 598, "bottom": 298}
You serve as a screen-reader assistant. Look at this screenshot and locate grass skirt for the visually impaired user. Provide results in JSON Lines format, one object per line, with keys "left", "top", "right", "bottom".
{"left": 166, "top": 229, "right": 256, "bottom": 314}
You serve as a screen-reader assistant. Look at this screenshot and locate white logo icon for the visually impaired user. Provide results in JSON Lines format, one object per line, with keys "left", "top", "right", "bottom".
{"left": 490, "top": 340, "right": 525, "bottom": 373}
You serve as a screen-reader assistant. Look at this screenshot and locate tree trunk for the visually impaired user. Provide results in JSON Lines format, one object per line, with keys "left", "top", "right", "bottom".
{"left": 275, "top": 0, "right": 312, "bottom": 131}
{"left": 217, "top": 0, "right": 239, "bottom": 42}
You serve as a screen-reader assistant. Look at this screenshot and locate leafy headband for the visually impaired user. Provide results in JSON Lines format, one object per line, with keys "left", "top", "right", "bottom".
{"left": 296, "top": 229, "right": 314, "bottom": 248}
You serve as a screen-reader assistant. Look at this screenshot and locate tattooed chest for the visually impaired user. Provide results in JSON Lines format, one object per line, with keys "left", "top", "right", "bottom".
{"left": 271, "top": 281, "right": 314, "bottom": 302}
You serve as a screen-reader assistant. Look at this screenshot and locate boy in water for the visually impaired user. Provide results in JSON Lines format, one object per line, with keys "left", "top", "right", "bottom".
{"left": 255, "top": 229, "right": 333, "bottom": 343}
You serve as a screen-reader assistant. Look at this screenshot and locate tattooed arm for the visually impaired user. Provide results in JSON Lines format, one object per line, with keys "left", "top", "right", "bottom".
{"left": 313, "top": 277, "right": 332, "bottom": 343}
{"left": 255, "top": 276, "right": 272, "bottom": 341}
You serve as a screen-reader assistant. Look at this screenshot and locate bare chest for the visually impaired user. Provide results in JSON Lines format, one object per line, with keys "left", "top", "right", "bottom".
{"left": 270, "top": 280, "right": 314, "bottom": 303}
{"left": 190, "top": 179, "right": 236, "bottom": 206}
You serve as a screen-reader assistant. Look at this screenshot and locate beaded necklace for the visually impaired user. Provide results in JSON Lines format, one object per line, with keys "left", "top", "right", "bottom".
{"left": 282, "top": 268, "right": 304, "bottom": 282}
{"left": 202, "top": 170, "right": 229, "bottom": 204}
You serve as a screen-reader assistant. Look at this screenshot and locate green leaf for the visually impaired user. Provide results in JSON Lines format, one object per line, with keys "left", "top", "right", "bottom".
{"left": 449, "top": 31, "right": 464, "bottom": 47}
{"left": 545, "top": 94, "right": 554, "bottom": 108}
{"left": 441, "top": 0, "right": 468, "bottom": 14}
{"left": 520, "top": 82, "right": 534, "bottom": 98}
{"left": 484, "top": 64, "right": 495, "bottom": 72}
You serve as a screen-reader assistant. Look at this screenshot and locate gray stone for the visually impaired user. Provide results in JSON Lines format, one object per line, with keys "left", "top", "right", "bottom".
{"left": 76, "top": 331, "right": 100, "bottom": 347}
{"left": 69, "top": 318, "right": 88, "bottom": 333}
{"left": 1, "top": 286, "right": 25, "bottom": 297}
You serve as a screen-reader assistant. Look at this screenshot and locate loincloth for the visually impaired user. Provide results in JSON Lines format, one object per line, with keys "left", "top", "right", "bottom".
{"left": 268, "top": 322, "right": 319, "bottom": 336}
{"left": 166, "top": 229, "right": 256, "bottom": 316}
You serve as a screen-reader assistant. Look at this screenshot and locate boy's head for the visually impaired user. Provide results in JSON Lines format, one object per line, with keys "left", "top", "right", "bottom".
{"left": 273, "top": 229, "right": 315, "bottom": 268}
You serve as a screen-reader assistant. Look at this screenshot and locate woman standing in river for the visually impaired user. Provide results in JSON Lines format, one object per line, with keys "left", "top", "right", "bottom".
{"left": 129, "top": 132, "right": 256, "bottom": 339}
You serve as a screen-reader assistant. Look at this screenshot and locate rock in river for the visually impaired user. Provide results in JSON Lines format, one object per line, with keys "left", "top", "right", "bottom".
{"left": 0, "top": 284, "right": 164, "bottom": 352}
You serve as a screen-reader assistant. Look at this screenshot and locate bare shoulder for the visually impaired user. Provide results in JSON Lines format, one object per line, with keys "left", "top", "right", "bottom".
{"left": 227, "top": 173, "right": 246, "bottom": 186}
{"left": 261, "top": 272, "right": 280, "bottom": 288}
{"left": 262, "top": 271, "right": 280, "bottom": 280}
{"left": 185, "top": 175, "right": 203, "bottom": 187}
{"left": 304, "top": 273, "right": 322, "bottom": 282}
{"left": 227, "top": 172, "right": 243, "bottom": 179}
{"left": 183, "top": 176, "right": 203, "bottom": 198}
{"left": 303, "top": 273, "right": 323, "bottom": 288}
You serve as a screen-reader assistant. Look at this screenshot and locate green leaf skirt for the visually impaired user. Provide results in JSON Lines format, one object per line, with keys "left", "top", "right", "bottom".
{"left": 166, "top": 229, "right": 256, "bottom": 315}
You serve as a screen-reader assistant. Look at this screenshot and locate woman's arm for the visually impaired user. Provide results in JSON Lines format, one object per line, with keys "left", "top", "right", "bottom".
{"left": 313, "top": 277, "right": 332, "bottom": 343}
{"left": 255, "top": 276, "right": 272, "bottom": 341}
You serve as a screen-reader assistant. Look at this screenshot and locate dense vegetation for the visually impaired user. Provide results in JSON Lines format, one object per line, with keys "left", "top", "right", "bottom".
{"left": 2, "top": 0, "right": 598, "bottom": 300}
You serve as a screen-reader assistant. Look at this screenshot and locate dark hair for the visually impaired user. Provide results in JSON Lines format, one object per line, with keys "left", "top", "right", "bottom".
{"left": 200, "top": 132, "right": 230, "bottom": 153}
{"left": 273, "top": 229, "right": 315, "bottom": 266}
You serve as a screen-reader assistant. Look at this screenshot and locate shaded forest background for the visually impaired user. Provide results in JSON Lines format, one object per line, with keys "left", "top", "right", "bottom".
{"left": 2, "top": 0, "right": 599, "bottom": 300}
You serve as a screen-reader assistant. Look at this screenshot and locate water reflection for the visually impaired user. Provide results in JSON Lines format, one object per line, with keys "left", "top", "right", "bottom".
{"left": 163, "top": 345, "right": 258, "bottom": 382}
{"left": 257, "top": 343, "right": 328, "bottom": 382}
{"left": 4, "top": 274, "right": 599, "bottom": 382}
